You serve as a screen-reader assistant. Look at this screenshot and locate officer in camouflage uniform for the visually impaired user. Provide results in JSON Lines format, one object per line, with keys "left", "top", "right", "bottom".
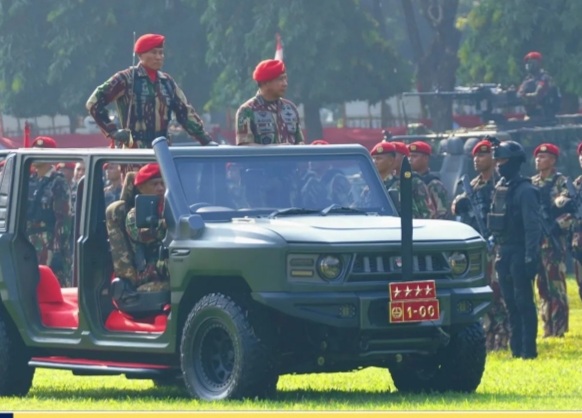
{"left": 452, "top": 139, "right": 509, "bottom": 351}
{"left": 563, "top": 142, "right": 582, "bottom": 301}
{"left": 236, "top": 59, "right": 304, "bottom": 146}
{"left": 531, "top": 143, "right": 571, "bottom": 338}
{"left": 299, "top": 140, "right": 353, "bottom": 208}
{"left": 104, "top": 163, "right": 123, "bottom": 209}
{"left": 86, "top": 33, "right": 213, "bottom": 148}
{"left": 27, "top": 137, "right": 73, "bottom": 286}
{"left": 408, "top": 141, "right": 451, "bottom": 219}
{"left": 370, "top": 141, "right": 436, "bottom": 219}
{"left": 125, "top": 163, "right": 168, "bottom": 292}
{"left": 488, "top": 140, "right": 541, "bottom": 359}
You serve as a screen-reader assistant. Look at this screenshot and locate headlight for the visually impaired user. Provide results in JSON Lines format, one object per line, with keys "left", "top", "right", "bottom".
{"left": 317, "top": 255, "right": 343, "bottom": 281}
{"left": 448, "top": 252, "right": 468, "bottom": 276}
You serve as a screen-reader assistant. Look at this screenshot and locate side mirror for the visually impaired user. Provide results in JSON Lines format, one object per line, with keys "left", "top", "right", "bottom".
{"left": 135, "top": 194, "right": 162, "bottom": 228}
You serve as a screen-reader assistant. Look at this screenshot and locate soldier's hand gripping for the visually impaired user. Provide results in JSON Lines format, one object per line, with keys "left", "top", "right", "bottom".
{"left": 110, "top": 129, "right": 131, "bottom": 145}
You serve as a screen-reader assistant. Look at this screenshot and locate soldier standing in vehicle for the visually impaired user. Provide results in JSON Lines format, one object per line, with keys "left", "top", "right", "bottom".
{"left": 86, "top": 33, "right": 214, "bottom": 148}
{"left": 531, "top": 144, "right": 571, "bottom": 337}
{"left": 370, "top": 141, "right": 436, "bottom": 219}
{"left": 488, "top": 140, "right": 541, "bottom": 359}
{"left": 407, "top": 141, "right": 451, "bottom": 219}
{"left": 236, "top": 59, "right": 304, "bottom": 146}
{"left": 125, "top": 163, "right": 169, "bottom": 292}
{"left": 27, "top": 137, "right": 73, "bottom": 286}
{"left": 517, "top": 51, "right": 560, "bottom": 120}
{"left": 451, "top": 139, "right": 508, "bottom": 351}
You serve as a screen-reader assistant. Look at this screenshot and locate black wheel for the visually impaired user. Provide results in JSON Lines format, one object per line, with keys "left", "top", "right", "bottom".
{"left": 180, "top": 293, "right": 277, "bottom": 400}
{"left": 389, "top": 323, "right": 486, "bottom": 393}
{"left": 0, "top": 312, "right": 35, "bottom": 396}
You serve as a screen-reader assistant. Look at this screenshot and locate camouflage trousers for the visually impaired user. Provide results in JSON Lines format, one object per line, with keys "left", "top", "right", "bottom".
{"left": 29, "top": 231, "right": 72, "bottom": 287}
{"left": 483, "top": 252, "right": 509, "bottom": 351}
{"left": 135, "top": 259, "right": 169, "bottom": 293}
{"left": 535, "top": 247, "right": 569, "bottom": 337}
{"left": 574, "top": 260, "right": 582, "bottom": 302}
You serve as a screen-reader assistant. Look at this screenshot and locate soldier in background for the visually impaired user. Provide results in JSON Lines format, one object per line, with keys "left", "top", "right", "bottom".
{"left": 531, "top": 143, "right": 571, "bottom": 338}
{"left": 517, "top": 51, "right": 560, "bottom": 120}
{"left": 104, "top": 163, "right": 123, "bottom": 208}
{"left": 452, "top": 139, "right": 508, "bottom": 351}
{"left": 488, "top": 140, "right": 541, "bottom": 359}
{"left": 236, "top": 59, "right": 304, "bottom": 146}
{"left": 562, "top": 142, "right": 582, "bottom": 301}
{"left": 370, "top": 141, "right": 436, "bottom": 219}
{"left": 125, "top": 163, "right": 168, "bottom": 293}
{"left": 408, "top": 141, "right": 451, "bottom": 219}
{"left": 27, "top": 137, "right": 73, "bottom": 286}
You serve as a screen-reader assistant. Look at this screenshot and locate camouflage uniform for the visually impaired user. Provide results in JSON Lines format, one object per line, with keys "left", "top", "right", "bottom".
{"left": 125, "top": 207, "right": 169, "bottom": 292}
{"left": 418, "top": 171, "right": 451, "bottom": 219}
{"left": 235, "top": 94, "right": 304, "bottom": 145}
{"left": 565, "top": 174, "right": 582, "bottom": 301}
{"left": 104, "top": 183, "right": 122, "bottom": 209}
{"left": 452, "top": 173, "right": 509, "bottom": 351}
{"left": 27, "top": 168, "right": 73, "bottom": 286}
{"left": 383, "top": 174, "right": 436, "bottom": 219}
{"left": 531, "top": 170, "right": 571, "bottom": 337}
{"left": 86, "top": 63, "right": 212, "bottom": 148}
{"left": 299, "top": 169, "right": 353, "bottom": 209}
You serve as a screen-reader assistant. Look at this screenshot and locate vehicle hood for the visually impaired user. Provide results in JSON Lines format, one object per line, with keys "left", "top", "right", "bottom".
{"left": 231, "top": 215, "right": 481, "bottom": 243}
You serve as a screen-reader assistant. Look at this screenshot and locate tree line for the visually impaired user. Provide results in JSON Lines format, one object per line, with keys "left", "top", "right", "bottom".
{"left": 0, "top": 0, "right": 580, "bottom": 140}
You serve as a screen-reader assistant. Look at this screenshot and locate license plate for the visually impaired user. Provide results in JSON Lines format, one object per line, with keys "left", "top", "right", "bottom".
{"left": 389, "top": 299, "right": 440, "bottom": 323}
{"left": 389, "top": 280, "right": 436, "bottom": 301}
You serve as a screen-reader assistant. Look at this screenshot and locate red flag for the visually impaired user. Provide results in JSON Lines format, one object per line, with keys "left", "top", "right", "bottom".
{"left": 23, "top": 121, "right": 31, "bottom": 148}
{"left": 274, "top": 33, "right": 284, "bottom": 61}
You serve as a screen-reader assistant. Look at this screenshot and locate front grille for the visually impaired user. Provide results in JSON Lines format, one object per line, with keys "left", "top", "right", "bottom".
{"left": 348, "top": 252, "right": 449, "bottom": 282}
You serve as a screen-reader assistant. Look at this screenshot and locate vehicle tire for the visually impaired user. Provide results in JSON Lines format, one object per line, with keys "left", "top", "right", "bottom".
{"left": 437, "top": 322, "right": 486, "bottom": 393}
{"left": 180, "top": 293, "right": 277, "bottom": 400}
{"left": 389, "top": 323, "right": 486, "bottom": 394}
{"left": 0, "top": 312, "right": 35, "bottom": 396}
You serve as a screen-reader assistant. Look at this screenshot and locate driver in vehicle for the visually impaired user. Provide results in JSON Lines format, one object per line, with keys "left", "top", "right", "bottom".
{"left": 125, "top": 163, "right": 169, "bottom": 292}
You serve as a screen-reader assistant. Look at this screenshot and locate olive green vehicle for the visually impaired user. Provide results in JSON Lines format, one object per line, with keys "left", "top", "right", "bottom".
{"left": 0, "top": 138, "right": 492, "bottom": 400}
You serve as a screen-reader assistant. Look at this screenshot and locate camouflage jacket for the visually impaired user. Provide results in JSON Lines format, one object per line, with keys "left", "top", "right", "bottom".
{"left": 452, "top": 173, "right": 498, "bottom": 232}
{"left": 384, "top": 174, "right": 436, "bottom": 219}
{"left": 125, "top": 207, "right": 168, "bottom": 286}
{"left": 86, "top": 63, "right": 212, "bottom": 148}
{"left": 26, "top": 168, "right": 72, "bottom": 255}
{"left": 418, "top": 171, "right": 451, "bottom": 219}
{"left": 235, "top": 94, "right": 304, "bottom": 145}
{"left": 531, "top": 170, "right": 573, "bottom": 248}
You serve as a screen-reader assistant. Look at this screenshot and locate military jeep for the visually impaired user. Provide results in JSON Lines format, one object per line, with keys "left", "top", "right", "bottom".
{"left": 0, "top": 139, "right": 491, "bottom": 400}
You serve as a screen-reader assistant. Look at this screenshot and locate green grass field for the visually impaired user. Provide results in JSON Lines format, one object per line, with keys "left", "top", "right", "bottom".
{"left": 2, "top": 279, "right": 582, "bottom": 411}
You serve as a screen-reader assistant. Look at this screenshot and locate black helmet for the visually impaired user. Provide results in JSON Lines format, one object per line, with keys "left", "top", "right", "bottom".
{"left": 492, "top": 140, "right": 526, "bottom": 163}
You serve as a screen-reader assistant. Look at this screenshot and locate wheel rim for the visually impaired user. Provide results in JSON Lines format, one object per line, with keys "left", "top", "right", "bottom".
{"left": 193, "top": 319, "right": 235, "bottom": 392}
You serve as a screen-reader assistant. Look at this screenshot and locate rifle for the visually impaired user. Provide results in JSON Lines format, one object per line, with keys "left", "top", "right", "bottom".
{"left": 461, "top": 174, "right": 493, "bottom": 252}
{"left": 539, "top": 205, "right": 564, "bottom": 254}
{"left": 565, "top": 177, "right": 582, "bottom": 220}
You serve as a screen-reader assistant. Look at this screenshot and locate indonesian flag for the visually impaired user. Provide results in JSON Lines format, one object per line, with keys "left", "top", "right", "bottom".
{"left": 23, "top": 121, "right": 31, "bottom": 148}
{"left": 274, "top": 33, "right": 284, "bottom": 61}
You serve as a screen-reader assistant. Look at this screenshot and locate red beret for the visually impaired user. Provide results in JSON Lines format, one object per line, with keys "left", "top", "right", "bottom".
{"left": 253, "top": 59, "right": 286, "bottom": 83}
{"left": 370, "top": 142, "right": 396, "bottom": 156}
{"left": 311, "top": 139, "right": 329, "bottom": 145}
{"left": 472, "top": 139, "right": 492, "bottom": 156}
{"left": 524, "top": 51, "right": 542, "bottom": 61}
{"left": 408, "top": 141, "right": 432, "bottom": 155}
{"left": 391, "top": 141, "right": 410, "bottom": 157}
{"left": 31, "top": 136, "right": 57, "bottom": 148}
{"left": 57, "top": 162, "right": 76, "bottom": 170}
{"left": 134, "top": 34, "right": 165, "bottom": 54}
{"left": 577, "top": 142, "right": 582, "bottom": 156}
{"left": 134, "top": 163, "right": 161, "bottom": 187}
{"left": 534, "top": 143, "right": 559, "bottom": 157}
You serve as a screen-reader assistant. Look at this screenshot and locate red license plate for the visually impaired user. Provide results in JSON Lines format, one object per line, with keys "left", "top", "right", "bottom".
{"left": 389, "top": 280, "right": 436, "bottom": 301}
{"left": 389, "top": 299, "right": 440, "bottom": 323}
